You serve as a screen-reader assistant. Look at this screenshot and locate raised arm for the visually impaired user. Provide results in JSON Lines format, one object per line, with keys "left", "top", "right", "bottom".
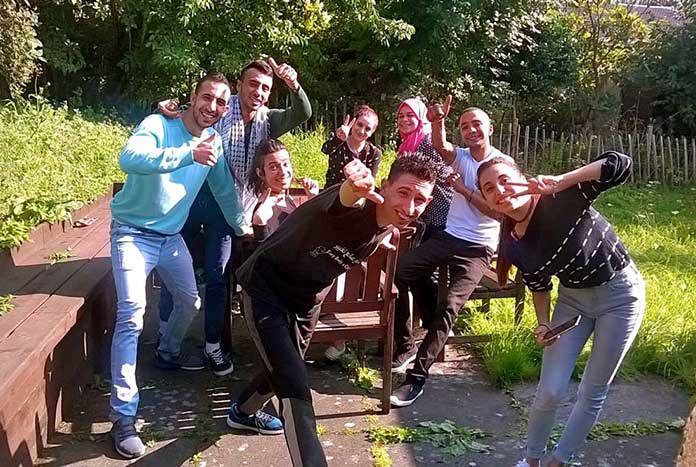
{"left": 509, "top": 152, "right": 632, "bottom": 198}
{"left": 119, "top": 115, "right": 195, "bottom": 175}
{"left": 266, "top": 58, "right": 312, "bottom": 138}
{"left": 427, "top": 95, "right": 457, "bottom": 165}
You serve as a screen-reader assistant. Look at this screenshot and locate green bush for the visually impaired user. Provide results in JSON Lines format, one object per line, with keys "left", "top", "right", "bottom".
{"left": 0, "top": 98, "right": 130, "bottom": 248}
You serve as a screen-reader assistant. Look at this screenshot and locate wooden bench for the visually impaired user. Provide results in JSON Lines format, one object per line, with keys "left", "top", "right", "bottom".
{"left": 311, "top": 228, "right": 400, "bottom": 414}
{"left": 0, "top": 193, "right": 116, "bottom": 466}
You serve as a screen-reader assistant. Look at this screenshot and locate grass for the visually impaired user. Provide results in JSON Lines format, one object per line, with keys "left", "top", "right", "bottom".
{"left": 463, "top": 184, "right": 696, "bottom": 392}
{"left": 0, "top": 295, "right": 15, "bottom": 317}
{"left": 0, "top": 97, "right": 129, "bottom": 248}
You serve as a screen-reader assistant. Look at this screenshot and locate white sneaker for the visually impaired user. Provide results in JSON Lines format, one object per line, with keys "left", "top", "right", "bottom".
{"left": 514, "top": 460, "right": 531, "bottom": 467}
{"left": 324, "top": 344, "right": 346, "bottom": 361}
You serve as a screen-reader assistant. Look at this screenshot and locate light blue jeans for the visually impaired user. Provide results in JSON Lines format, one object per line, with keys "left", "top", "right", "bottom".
{"left": 525, "top": 262, "right": 645, "bottom": 463}
{"left": 109, "top": 221, "right": 201, "bottom": 419}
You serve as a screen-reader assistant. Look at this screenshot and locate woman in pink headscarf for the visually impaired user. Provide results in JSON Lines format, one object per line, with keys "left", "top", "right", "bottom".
{"left": 397, "top": 98, "right": 453, "bottom": 239}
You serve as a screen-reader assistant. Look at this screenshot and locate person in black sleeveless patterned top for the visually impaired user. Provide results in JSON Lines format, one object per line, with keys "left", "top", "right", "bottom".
{"left": 477, "top": 152, "right": 645, "bottom": 467}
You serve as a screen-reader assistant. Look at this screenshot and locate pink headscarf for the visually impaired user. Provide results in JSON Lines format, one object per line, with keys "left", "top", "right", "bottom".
{"left": 397, "top": 98, "right": 432, "bottom": 155}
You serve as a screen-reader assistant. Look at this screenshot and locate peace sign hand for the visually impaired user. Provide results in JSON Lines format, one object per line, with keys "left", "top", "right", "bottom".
{"left": 426, "top": 94, "right": 452, "bottom": 122}
{"left": 267, "top": 57, "right": 300, "bottom": 92}
{"left": 337, "top": 115, "right": 356, "bottom": 141}
{"left": 505, "top": 175, "right": 562, "bottom": 198}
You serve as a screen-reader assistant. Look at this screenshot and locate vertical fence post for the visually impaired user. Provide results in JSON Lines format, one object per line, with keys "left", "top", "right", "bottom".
{"left": 523, "top": 126, "right": 530, "bottom": 171}
{"left": 645, "top": 126, "right": 653, "bottom": 181}
{"left": 692, "top": 138, "right": 696, "bottom": 184}
{"left": 628, "top": 134, "right": 635, "bottom": 183}
{"left": 667, "top": 136, "right": 674, "bottom": 184}
{"left": 568, "top": 133, "right": 575, "bottom": 170}
{"left": 506, "top": 123, "right": 513, "bottom": 156}
{"left": 660, "top": 135, "right": 665, "bottom": 184}
{"left": 549, "top": 131, "right": 556, "bottom": 172}
{"left": 532, "top": 126, "right": 539, "bottom": 172}
{"left": 683, "top": 137, "right": 689, "bottom": 183}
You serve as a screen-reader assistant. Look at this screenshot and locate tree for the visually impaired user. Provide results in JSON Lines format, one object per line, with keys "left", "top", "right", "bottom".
{"left": 0, "top": 0, "right": 43, "bottom": 98}
{"left": 629, "top": 2, "right": 696, "bottom": 134}
{"left": 563, "top": 0, "right": 650, "bottom": 129}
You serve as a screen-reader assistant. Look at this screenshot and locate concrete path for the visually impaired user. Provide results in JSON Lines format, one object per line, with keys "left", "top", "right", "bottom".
{"left": 36, "top": 284, "right": 688, "bottom": 466}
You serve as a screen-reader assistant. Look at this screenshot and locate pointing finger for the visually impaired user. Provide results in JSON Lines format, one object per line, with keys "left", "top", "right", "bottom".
{"left": 365, "top": 190, "right": 384, "bottom": 205}
{"left": 343, "top": 115, "right": 350, "bottom": 126}
{"left": 444, "top": 94, "right": 452, "bottom": 114}
{"left": 348, "top": 117, "right": 356, "bottom": 128}
{"left": 266, "top": 57, "right": 278, "bottom": 71}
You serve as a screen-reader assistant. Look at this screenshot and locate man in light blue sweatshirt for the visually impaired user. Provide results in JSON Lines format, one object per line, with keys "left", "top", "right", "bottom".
{"left": 109, "top": 72, "right": 244, "bottom": 459}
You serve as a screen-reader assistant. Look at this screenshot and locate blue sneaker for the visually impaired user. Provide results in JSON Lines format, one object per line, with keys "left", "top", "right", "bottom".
{"left": 226, "top": 402, "right": 284, "bottom": 435}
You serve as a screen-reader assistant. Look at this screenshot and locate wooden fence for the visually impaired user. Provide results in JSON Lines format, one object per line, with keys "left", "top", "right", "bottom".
{"left": 495, "top": 120, "right": 696, "bottom": 185}
{"left": 292, "top": 96, "right": 696, "bottom": 185}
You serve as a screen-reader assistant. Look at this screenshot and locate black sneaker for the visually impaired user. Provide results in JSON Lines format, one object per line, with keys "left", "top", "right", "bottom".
{"left": 392, "top": 347, "right": 417, "bottom": 373}
{"left": 390, "top": 381, "right": 424, "bottom": 407}
{"left": 154, "top": 351, "right": 205, "bottom": 371}
{"left": 205, "top": 347, "right": 234, "bottom": 376}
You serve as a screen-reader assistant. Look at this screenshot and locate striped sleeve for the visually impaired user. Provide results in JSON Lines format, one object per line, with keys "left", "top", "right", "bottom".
{"left": 579, "top": 151, "right": 632, "bottom": 201}
{"left": 522, "top": 270, "right": 553, "bottom": 292}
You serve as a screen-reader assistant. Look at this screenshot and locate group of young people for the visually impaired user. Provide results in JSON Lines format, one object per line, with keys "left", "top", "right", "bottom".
{"left": 108, "top": 58, "right": 646, "bottom": 467}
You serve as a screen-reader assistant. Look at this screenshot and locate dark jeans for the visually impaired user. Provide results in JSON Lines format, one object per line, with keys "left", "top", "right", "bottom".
{"left": 159, "top": 184, "right": 233, "bottom": 345}
{"left": 237, "top": 288, "right": 331, "bottom": 467}
{"left": 395, "top": 229, "right": 492, "bottom": 385}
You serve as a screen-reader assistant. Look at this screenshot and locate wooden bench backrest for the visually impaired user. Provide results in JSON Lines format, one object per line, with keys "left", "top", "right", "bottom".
{"left": 320, "top": 228, "right": 400, "bottom": 317}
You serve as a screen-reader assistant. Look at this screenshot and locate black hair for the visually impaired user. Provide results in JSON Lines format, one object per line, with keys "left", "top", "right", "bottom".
{"left": 194, "top": 72, "right": 230, "bottom": 94}
{"left": 239, "top": 60, "right": 273, "bottom": 81}
{"left": 388, "top": 151, "right": 437, "bottom": 184}
{"left": 247, "top": 138, "right": 288, "bottom": 195}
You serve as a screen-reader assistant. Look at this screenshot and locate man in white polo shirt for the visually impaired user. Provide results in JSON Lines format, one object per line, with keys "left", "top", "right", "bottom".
{"left": 390, "top": 97, "right": 513, "bottom": 407}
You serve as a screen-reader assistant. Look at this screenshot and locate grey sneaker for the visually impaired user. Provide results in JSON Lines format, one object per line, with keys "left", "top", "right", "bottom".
{"left": 154, "top": 351, "right": 205, "bottom": 370}
{"left": 111, "top": 416, "right": 146, "bottom": 459}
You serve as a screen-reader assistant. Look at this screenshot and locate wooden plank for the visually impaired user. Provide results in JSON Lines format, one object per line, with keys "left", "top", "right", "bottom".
{"left": 0, "top": 203, "right": 111, "bottom": 295}
{"left": 0, "top": 216, "right": 111, "bottom": 344}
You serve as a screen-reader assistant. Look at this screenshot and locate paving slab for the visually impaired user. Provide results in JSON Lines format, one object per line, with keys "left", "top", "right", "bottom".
{"left": 35, "top": 282, "right": 688, "bottom": 466}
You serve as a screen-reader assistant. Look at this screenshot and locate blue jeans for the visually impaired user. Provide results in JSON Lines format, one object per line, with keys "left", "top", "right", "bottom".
{"left": 109, "top": 221, "right": 201, "bottom": 419}
{"left": 159, "top": 185, "right": 233, "bottom": 345}
{"left": 525, "top": 262, "right": 645, "bottom": 462}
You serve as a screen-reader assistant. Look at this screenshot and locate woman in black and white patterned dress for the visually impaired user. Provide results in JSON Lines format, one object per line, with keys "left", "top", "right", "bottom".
{"left": 396, "top": 97, "right": 453, "bottom": 240}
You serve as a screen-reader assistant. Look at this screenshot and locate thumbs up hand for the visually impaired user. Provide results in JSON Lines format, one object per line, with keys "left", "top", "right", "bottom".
{"left": 192, "top": 132, "right": 219, "bottom": 167}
